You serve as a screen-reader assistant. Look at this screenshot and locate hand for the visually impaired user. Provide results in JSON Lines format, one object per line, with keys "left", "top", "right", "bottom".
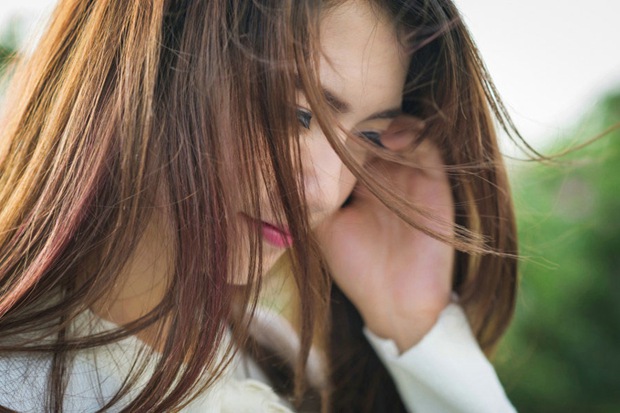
{"left": 316, "top": 117, "right": 455, "bottom": 352}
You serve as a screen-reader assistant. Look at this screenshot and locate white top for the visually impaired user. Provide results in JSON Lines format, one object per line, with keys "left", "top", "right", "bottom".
{"left": 0, "top": 303, "right": 517, "bottom": 412}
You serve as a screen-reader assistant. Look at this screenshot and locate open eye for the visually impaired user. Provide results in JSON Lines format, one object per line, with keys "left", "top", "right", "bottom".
{"left": 296, "top": 108, "right": 312, "bottom": 129}
{"left": 358, "top": 131, "right": 385, "bottom": 148}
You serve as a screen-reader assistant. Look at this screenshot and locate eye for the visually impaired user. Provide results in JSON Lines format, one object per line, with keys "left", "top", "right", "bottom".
{"left": 358, "top": 131, "right": 385, "bottom": 148}
{"left": 296, "top": 108, "right": 312, "bottom": 129}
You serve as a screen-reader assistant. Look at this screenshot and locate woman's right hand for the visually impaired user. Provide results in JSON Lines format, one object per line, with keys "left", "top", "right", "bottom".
{"left": 315, "top": 117, "right": 455, "bottom": 352}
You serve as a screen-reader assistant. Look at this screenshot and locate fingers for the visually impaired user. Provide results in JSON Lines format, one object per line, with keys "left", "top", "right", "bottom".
{"left": 347, "top": 130, "right": 454, "bottom": 241}
{"left": 339, "top": 114, "right": 453, "bottom": 232}
{"left": 363, "top": 114, "right": 447, "bottom": 182}
{"left": 380, "top": 115, "right": 426, "bottom": 152}
{"left": 357, "top": 137, "right": 451, "bottom": 204}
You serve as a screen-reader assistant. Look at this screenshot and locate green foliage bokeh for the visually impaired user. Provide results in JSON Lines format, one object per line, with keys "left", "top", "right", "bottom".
{"left": 497, "top": 94, "right": 620, "bottom": 413}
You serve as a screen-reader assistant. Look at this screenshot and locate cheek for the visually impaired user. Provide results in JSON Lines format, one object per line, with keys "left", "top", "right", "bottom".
{"left": 319, "top": 165, "right": 356, "bottom": 211}
{"left": 302, "top": 144, "right": 357, "bottom": 222}
{"left": 300, "top": 129, "right": 374, "bottom": 223}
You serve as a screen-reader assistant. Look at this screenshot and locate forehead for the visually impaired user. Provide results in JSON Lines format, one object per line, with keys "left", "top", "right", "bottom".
{"left": 318, "top": 1, "right": 409, "bottom": 117}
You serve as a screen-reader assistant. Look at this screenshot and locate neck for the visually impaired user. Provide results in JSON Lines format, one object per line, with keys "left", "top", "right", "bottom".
{"left": 91, "top": 209, "right": 174, "bottom": 349}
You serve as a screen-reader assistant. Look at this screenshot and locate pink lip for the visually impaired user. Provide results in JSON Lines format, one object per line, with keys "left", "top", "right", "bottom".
{"left": 240, "top": 213, "right": 293, "bottom": 249}
{"left": 260, "top": 221, "right": 293, "bottom": 248}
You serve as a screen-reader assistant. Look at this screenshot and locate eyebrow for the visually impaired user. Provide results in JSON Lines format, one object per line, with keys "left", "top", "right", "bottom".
{"left": 322, "top": 86, "right": 402, "bottom": 122}
{"left": 322, "top": 88, "right": 351, "bottom": 113}
{"left": 364, "top": 107, "right": 403, "bottom": 121}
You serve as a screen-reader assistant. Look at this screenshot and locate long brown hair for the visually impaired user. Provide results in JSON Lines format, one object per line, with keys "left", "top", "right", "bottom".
{"left": 0, "top": 0, "right": 526, "bottom": 411}
{"left": 315, "top": 1, "right": 525, "bottom": 411}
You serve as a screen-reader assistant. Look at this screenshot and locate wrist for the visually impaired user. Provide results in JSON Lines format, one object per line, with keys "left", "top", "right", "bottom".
{"left": 364, "top": 312, "right": 440, "bottom": 354}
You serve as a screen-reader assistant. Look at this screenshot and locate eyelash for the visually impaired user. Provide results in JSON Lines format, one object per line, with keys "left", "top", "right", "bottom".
{"left": 358, "top": 131, "right": 384, "bottom": 148}
{"left": 296, "top": 108, "right": 312, "bottom": 129}
{"left": 296, "top": 108, "right": 384, "bottom": 148}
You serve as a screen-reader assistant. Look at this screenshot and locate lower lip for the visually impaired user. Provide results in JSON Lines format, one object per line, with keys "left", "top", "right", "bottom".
{"left": 260, "top": 222, "right": 293, "bottom": 248}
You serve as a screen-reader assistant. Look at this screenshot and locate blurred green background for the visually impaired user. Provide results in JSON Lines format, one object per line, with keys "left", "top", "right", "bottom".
{"left": 1, "top": 18, "right": 619, "bottom": 413}
{"left": 496, "top": 94, "right": 620, "bottom": 412}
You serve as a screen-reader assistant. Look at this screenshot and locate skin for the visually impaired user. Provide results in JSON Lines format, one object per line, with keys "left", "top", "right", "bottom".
{"left": 301, "top": 1, "right": 454, "bottom": 351}
{"left": 95, "top": 0, "right": 454, "bottom": 353}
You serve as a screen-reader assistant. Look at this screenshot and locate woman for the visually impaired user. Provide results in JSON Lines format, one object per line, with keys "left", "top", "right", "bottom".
{"left": 0, "top": 0, "right": 522, "bottom": 411}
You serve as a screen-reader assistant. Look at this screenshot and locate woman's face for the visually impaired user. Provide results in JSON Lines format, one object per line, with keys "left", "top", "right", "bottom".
{"left": 95, "top": 1, "right": 409, "bottom": 323}
{"left": 242, "top": 1, "right": 409, "bottom": 276}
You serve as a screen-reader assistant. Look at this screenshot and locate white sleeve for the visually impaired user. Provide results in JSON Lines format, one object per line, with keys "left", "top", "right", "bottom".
{"left": 363, "top": 303, "right": 517, "bottom": 413}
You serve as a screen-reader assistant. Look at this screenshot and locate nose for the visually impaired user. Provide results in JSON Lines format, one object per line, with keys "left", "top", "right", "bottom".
{"left": 300, "top": 128, "right": 357, "bottom": 220}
